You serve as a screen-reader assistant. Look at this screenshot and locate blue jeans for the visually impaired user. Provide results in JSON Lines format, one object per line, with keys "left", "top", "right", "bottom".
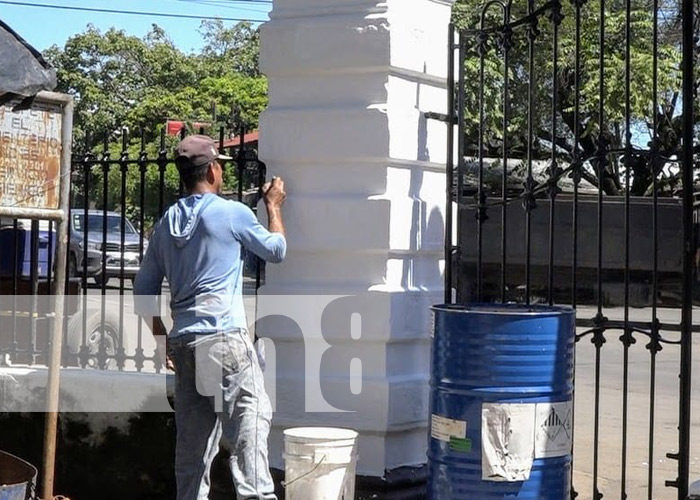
{"left": 169, "top": 330, "right": 276, "bottom": 500}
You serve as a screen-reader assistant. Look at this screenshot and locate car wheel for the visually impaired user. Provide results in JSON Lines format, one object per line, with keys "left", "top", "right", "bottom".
{"left": 68, "top": 254, "right": 77, "bottom": 279}
{"left": 93, "top": 272, "right": 109, "bottom": 287}
{"left": 64, "top": 310, "right": 121, "bottom": 369}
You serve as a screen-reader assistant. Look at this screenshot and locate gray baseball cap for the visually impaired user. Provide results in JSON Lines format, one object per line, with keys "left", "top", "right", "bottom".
{"left": 175, "top": 135, "right": 232, "bottom": 168}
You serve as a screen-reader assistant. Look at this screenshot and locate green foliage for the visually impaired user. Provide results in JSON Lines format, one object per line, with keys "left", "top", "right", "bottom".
{"left": 45, "top": 22, "right": 266, "bottom": 228}
{"left": 452, "top": 0, "right": 691, "bottom": 195}
{"left": 44, "top": 22, "right": 266, "bottom": 145}
{"left": 199, "top": 20, "right": 260, "bottom": 77}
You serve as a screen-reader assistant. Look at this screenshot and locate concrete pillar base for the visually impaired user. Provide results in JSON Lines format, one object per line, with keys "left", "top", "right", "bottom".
{"left": 267, "top": 466, "right": 428, "bottom": 500}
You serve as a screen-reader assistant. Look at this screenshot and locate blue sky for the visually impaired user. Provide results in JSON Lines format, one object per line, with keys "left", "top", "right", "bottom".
{"left": 0, "top": 0, "right": 272, "bottom": 53}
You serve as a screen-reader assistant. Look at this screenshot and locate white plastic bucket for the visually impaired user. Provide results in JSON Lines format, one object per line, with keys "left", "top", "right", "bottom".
{"left": 283, "top": 427, "right": 358, "bottom": 500}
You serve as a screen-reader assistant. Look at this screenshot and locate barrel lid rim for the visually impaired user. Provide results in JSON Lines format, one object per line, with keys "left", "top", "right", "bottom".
{"left": 431, "top": 303, "right": 575, "bottom": 315}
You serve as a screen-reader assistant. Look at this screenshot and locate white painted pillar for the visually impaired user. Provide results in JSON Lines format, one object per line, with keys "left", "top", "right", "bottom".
{"left": 258, "top": 0, "right": 455, "bottom": 479}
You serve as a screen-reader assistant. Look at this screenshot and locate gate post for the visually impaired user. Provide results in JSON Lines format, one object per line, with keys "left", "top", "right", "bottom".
{"left": 258, "top": 0, "right": 455, "bottom": 493}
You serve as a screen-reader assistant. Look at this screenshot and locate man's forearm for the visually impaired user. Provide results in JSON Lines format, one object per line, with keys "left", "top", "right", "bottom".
{"left": 267, "top": 206, "right": 285, "bottom": 237}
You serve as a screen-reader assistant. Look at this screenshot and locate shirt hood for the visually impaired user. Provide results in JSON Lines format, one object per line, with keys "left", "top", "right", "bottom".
{"left": 167, "top": 193, "right": 217, "bottom": 247}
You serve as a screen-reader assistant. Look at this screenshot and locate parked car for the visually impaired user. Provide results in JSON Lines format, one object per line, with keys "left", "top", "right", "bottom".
{"left": 0, "top": 217, "right": 110, "bottom": 368}
{"left": 69, "top": 210, "right": 148, "bottom": 286}
{"left": 0, "top": 215, "right": 142, "bottom": 369}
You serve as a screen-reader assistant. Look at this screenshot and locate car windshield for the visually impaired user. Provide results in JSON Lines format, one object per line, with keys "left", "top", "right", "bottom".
{"left": 73, "top": 214, "right": 136, "bottom": 235}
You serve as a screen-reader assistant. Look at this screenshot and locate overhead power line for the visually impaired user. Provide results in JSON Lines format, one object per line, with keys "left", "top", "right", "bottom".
{"left": 176, "top": 0, "right": 271, "bottom": 4}
{"left": 0, "top": 1, "right": 268, "bottom": 22}
{"left": 172, "top": 0, "right": 271, "bottom": 14}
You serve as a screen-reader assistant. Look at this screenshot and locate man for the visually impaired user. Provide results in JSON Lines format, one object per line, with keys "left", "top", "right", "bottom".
{"left": 134, "top": 134, "right": 286, "bottom": 500}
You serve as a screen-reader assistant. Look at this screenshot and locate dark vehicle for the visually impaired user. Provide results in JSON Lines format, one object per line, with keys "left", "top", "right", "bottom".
{"left": 0, "top": 216, "right": 135, "bottom": 369}
{"left": 69, "top": 210, "right": 148, "bottom": 286}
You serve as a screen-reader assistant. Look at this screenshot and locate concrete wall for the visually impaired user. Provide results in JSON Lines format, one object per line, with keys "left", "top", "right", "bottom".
{"left": 258, "top": 0, "right": 454, "bottom": 481}
{"left": 457, "top": 195, "right": 685, "bottom": 305}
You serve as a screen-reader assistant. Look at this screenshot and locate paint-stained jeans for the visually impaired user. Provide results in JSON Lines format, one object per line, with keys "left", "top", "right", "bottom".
{"left": 169, "top": 330, "right": 276, "bottom": 500}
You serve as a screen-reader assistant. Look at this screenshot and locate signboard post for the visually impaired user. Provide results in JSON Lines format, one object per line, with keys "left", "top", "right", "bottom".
{"left": 0, "top": 91, "right": 73, "bottom": 499}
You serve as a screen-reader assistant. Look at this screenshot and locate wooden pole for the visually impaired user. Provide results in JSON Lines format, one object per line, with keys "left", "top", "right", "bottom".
{"left": 40, "top": 92, "right": 73, "bottom": 500}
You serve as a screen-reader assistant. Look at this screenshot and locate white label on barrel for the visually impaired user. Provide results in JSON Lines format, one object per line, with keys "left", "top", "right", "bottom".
{"left": 534, "top": 401, "right": 572, "bottom": 459}
{"left": 431, "top": 414, "right": 466, "bottom": 442}
{"left": 481, "top": 403, "right": 536, "bottom": 482}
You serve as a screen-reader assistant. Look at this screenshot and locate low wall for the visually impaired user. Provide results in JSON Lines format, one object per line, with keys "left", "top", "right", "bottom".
{"left": 0, "top": 367, "right": 176, "bottom": 499}
{"left": 0, "top": 368, "right": 419, "bottom": 499}
{"left": 457, "top": 195, "right": 686, "bottom": 305}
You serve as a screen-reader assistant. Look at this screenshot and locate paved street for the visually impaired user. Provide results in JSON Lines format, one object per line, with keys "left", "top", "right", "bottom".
{"left": 572, "top": 306, "right": 700, "bottom": 500}
{"left": 76, "top": 283, "right": 699, "bottom": 498}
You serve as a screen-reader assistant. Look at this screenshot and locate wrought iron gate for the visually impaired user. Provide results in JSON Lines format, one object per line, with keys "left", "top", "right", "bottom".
{"left": 437, "top": 0, "right": 696, "bottom": 497}
{"left": 0, "top": 125, "right": 265, "bottom": 372}
{"left": 65, "top": 125, "right": 266, "bottom": 372}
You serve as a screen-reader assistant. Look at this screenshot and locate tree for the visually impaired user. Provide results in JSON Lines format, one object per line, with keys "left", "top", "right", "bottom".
{"left": 199, "top": 20, "right": 260, "bottom": 77}
{"left": 452, "top": 0, "right": 695, "bottom": 196}
{"left": 44, "top": 23, "right": 266, "bottom": 148}
{"left": 44, "top": 22, "right": 268, "bottom": 229}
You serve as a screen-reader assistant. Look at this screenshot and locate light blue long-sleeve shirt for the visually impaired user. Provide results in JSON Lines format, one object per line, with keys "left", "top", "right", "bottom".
{"left": 133, "top": 193, "right": 286, "bottom": 338}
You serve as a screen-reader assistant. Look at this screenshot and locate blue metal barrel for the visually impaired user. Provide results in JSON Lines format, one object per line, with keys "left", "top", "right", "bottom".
{"left": 428, "top": 304, "right": 575, "bottom": 500}
{"left": 0, "top": 450, "right": 37, "bottom": 500}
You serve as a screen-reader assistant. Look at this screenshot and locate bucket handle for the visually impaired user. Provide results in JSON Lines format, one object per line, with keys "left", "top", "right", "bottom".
{"left": 281, "top": 454, "right": 327, "bottom": 488}
{"left": 26, "top": 479, "right": 35, "bottom": 500}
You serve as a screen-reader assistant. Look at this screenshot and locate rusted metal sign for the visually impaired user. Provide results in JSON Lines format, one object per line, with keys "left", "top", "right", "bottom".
{"left": 0, "top": 91, "right": 74, "bottom": 500}
{"left": 0, "top": 99, "right": 62, "bottom": 210}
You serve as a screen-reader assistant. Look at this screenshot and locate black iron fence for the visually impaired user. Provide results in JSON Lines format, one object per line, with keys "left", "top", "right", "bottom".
{"left": 0, "top": 125, "right": 265, "bottom": 373}
{"left": 435, "top": 0, "right": 696, "bottom": 497}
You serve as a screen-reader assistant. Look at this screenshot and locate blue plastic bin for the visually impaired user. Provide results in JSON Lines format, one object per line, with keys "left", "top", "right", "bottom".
{"left": 0, "top": 224, "right": 55, "bottom": 278}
